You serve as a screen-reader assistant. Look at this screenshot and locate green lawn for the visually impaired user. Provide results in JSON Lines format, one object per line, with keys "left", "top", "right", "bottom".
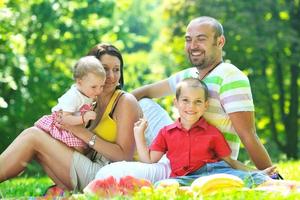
{"left": 0, "top": 160, "right": 299, "bottom": 199}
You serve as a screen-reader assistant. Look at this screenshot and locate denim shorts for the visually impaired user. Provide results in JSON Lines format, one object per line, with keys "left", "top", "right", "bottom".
{"left": 157, "top": 161, "right": 271, "bottom": 188}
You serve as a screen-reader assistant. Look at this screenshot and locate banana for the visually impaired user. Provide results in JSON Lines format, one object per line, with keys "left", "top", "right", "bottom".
{"left": 191, "top": 173, "right": 244, "bottom": 195}
{"left": 155, "top": 179, "right": 180, "bottom": 189}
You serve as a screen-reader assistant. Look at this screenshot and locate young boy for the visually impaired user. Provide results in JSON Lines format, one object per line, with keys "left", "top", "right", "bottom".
{"left": 134, "top": 78, "right": 275, "bottom": 187}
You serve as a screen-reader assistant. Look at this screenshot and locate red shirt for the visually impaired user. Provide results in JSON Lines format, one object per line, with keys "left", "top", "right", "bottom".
{"left": 150, "top": 117, "right": 231, "bottom": 177}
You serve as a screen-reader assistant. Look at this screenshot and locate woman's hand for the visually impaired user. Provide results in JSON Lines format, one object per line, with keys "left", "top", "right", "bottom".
{"left": 54, "top": 109, "right": 64, "bottom": 129}
{"left": 53, "top": 110, "right": 80, "bottom": 132}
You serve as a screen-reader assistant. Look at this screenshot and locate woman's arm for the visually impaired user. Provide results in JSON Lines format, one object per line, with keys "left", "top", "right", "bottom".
{"left": 65, "top": 93, "right": 139, "bottom": 161}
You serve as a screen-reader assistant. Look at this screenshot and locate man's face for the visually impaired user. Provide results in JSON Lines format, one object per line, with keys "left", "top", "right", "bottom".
{"left": 184, "top": 22, "right": 220, "bottom": 70}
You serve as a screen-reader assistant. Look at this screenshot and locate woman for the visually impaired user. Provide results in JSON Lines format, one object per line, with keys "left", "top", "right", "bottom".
{"left": 0, "top": 43, "right": 140, "bottom": 191}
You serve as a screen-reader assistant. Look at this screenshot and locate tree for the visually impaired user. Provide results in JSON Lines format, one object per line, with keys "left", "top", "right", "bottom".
{"left": 153, "top": 0, "right": 299, "bottom": 159}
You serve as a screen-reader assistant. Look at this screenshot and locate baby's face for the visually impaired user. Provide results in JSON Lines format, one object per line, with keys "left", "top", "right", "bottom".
{"left": 77, "top": 73, "right": 105, "bottom": 99}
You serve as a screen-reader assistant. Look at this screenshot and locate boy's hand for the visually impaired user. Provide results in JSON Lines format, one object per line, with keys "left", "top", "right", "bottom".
{"left": 134, "top": 118, "right": 148, "bottom": 137}
{"left": 83, "top": 111, "right": 97, "bottom": 122}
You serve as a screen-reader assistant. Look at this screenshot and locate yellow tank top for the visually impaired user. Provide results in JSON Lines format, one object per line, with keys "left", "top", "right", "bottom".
{"left": 93, "top": 89, "right": 139, "bottom": 161}
{"left": 93, "top": 90, "right": 123, "bottom": 142}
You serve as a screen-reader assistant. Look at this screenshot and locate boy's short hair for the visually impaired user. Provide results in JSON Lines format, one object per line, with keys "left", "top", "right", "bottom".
{"left": 73, "top": 56, "right": 106, "bottom": 80}
{"left": 176, "top": 78, "right": 209, "bottom": 100}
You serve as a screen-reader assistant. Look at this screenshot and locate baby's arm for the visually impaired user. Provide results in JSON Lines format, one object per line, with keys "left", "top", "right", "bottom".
{"left": 134, "top": 118, "right": 164, "bottom": 163}
{"left": 61, "top": 110, "right": 96, "bottom": 126}
{"left": 222, "top": 156, "right": 277, "bottom": 175}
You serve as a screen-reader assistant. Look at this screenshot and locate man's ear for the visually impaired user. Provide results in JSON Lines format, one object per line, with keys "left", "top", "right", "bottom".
{"left": 218, "top": 35, "right": 225, "bottom": 48}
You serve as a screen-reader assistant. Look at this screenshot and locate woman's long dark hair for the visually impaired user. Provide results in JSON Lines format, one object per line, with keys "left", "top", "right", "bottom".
{"left": 87, "top": 43, "right": 124, "bottom": 88}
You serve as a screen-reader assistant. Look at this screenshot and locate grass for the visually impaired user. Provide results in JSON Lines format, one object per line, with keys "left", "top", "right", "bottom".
{"left": 0, "top": 160, "right": 299, "bottom": 199}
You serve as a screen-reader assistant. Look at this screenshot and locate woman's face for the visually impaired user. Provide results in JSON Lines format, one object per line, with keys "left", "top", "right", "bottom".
{"left": 100, "top": 54, "right": 121, "bottom": 92}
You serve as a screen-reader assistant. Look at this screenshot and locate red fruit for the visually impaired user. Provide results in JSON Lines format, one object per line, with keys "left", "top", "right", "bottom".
{"left": 43, "top": 185, "right": 65, "bottom": 198}
{"left": 83, "top": 176, "right": 121, "bottom": 198}
{"left": 118, "top": 176, "right": 152, "bottom": 195}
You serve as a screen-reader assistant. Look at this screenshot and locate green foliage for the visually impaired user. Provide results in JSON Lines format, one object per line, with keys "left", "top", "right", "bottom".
{"left": 0, "top": 0, "right": 299, "bottom": 160}
{"left": 152, "top": 0, "right": 300, "bottom": 159}
{"left": 0, "top": 177, "right": 52, "bottom": 198}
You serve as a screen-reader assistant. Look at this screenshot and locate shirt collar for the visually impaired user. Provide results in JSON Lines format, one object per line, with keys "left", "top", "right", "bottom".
{"left": 166, "top": 117, "right": 208, "bottom": 131}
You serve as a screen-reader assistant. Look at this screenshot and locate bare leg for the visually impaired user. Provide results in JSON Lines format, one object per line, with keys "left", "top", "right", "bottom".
{"left": 40, "top": 161, "right": 68, "bottom": 189}
{"left": 0, "top": 127, "right": 75, "bottom": 189}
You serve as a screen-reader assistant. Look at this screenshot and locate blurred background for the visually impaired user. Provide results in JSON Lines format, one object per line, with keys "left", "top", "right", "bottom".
{"left": 0, "top": 0, "right": 299, "bottom": 163}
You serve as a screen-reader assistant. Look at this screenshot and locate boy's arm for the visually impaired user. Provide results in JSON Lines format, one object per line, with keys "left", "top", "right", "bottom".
{"left": 131, "top": 79, "right": 173, "bottom": 100}
{"left": 222, "top": 156, "right": 254, "bottom": 171}
{"left": 222, "top": 156, "right": 277, "bottom": 176}
{"left": 61, "top": 111, "right": 96, "bottom": 126}
{"left": 134, "top": 119, "right": 164, "bottom": 163}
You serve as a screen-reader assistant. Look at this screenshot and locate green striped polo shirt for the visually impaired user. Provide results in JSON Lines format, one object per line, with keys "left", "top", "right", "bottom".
{"left": 168, "top": 63, "right": 254, "bottom": 159}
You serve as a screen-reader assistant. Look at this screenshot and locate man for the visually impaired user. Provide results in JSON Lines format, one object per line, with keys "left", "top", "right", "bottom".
{"left": 95, "top": 16, "right": 272, "bottom": 184}
{"left": 132, "top": 16, "right": 272, "bottom": 170}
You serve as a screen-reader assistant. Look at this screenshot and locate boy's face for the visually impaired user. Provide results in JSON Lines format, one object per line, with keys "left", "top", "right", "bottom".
{"left": 174, "top": 84, "right": 208, "bottom": 126}
{"left": 76, "top": 73, "right": 105, "bottom": 100}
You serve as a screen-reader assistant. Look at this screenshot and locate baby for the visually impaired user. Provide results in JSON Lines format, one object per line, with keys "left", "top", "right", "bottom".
{"left": 35, "top": 56, "right": 106, "bottom": 153}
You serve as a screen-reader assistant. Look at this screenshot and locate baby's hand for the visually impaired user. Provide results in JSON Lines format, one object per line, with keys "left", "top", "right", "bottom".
{"left": 83, "top": 111, "right": 97, "bottom": 123}
{"left": 134, "top": 118, "right": 148, "bottom": 137}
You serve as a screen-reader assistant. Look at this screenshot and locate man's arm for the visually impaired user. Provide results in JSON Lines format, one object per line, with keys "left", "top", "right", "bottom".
{"left": 131, "top": 79, "right": 173, "bottom": 100}
{"left": 229, "top": 111, "right": 272, "bottom": 170}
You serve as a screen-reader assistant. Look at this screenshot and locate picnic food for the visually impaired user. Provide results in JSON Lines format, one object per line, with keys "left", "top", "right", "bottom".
{"left": 191, "top": 174, "right": 244, "bottom": 195}
{"left": 155, "top": 179, "right": 180, "bottom": 188}
{"left": 83, "top": 175, "right": 151, "bottom": 198}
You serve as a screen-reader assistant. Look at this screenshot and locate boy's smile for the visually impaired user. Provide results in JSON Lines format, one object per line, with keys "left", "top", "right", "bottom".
{"left": 175, "top": 84, "right": 208, "bottom": 130}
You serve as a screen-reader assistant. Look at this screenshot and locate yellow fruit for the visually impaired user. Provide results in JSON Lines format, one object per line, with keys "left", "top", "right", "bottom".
{"left": 191, "top": 174, "right": 244, "bottom": 195}
{"left": 155, "top": 179, "right": 180, "bottom": 189}
{"left": 177, "top": 186, "right": 193, "bottom": 196}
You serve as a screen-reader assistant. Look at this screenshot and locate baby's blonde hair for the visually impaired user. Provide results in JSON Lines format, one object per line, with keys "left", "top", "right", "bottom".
{"left": 73, "top": 56, "right": 106, "bottom": 80}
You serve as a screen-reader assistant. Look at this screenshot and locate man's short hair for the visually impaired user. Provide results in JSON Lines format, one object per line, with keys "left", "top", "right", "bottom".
{"left": 192, "top": 16, "right": 224, "bottom": 39}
